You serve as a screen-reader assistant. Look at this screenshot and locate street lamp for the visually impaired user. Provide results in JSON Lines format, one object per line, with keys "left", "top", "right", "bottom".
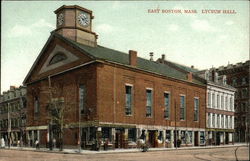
{"left": 7, "top": 103, "right": 11, "bottom": 148}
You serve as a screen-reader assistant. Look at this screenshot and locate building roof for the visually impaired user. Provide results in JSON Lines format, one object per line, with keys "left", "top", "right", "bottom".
{"left": 216, "top": 60, "right": 250, "bottom": 72}
{"left": 157, "top": 58, "right": 199, "bottom": 73}
{"left": 54, "top": 33, "right": 205, "bottom": 86}
{"left": 23, "top": 32, "right": 206, "bottom": 86}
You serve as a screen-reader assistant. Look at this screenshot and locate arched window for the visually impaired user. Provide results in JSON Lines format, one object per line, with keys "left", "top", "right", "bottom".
{"left": 49, "top": 52, "right": 67, "bottom": 65}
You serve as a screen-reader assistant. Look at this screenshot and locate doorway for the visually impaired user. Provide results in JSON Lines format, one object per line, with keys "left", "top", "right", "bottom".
{"left": 115, "top": 129, "right": 125, "bottom": 148}
{"left": 216, "top": 132, "right": 220, "bottom": 145}
{"left": 194, "top": 131, "right": 199, "bottom": 146}
{"left": 148, "top": 130, "right": 157, "bottom": 148}
{"left": 225, "top": 132, "right": 229, "bottom": 144}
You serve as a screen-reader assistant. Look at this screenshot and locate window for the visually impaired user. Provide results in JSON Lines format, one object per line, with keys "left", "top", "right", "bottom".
{"left": 242, "top": 88, "right": 248, "bottom": 98}
{"left": 230, "top": 97, "right": 233, "bottom": 111}
{"left": 125, "top": 85, "right": 132, "bottom": 115}
{"left": 128, "top": 128, "right": 136, "bottom": 142}
{"left": 180, "top": 95, "right": 186, "bottom": 120}
{"left": 34, "top": 96, "right": 39, "bottom": 114}
{"left": 221, "top": 115, "right": 224, "bottom": 128}
{"left": 79, "top": 85, "right": 86, "bottom": 114}
{"left": 217, "top": 115, "right": 220, "bottom": 128}
{"left": 187, "top": 131, "right": 193, "bottom": 144}
{"left": 166, "top": 130, "right": 171, "bottom": 141}
{"left": 221, "top": 96, "right": 224, "bottom": 110}
{"left": 232, "top": 78, "right": 237, "bottom": 86}
{"left": 194, "top": 98, "right": 199, "bottom": 121}
{"left": 146, "top": 89, "right": 153, "bottom": 117}
{"left": 242, "top": 77, "right": 247, "bottom": 85}
{"left": 217, "top": 95, "right": 220, "bottom": 109}
{"left": 229, "top": 116, "right": 232, "bottom": 129}
{"left": 208, "top": 113, "right": 211, "bottom": 128}
{"left": 181, "top": 131, "right": 186, "bottom": 144}
{"left": 208, "top": 92, "right": 211, "bottom": 107}
{"left": 212, "top": 93, "right": 215, "bottom": 108}
{"left": 158, "top": 131, "right": 163, "bottom": 141}
{"left": 225, "top": 116, "right": 228, "bottom": 128}
{"left": 212, "top": 114, "right": 215, "bottom": 127}
{"left": 49, "top": 52, "right": 67, "bottom": 65}
{"left": 164, "top": 93, "right": 170, "bottom": 119}
{"left": 200, "top": 132, "right": 205, "bottom": 144}
{"left": 225, "top": 96, "right": 228, "bottom": 110}
{"left": 101, "top": 127, "right": 111, "bottom": 140}
{"left": 223, "top": 76, "right": 227, "bottom": 85}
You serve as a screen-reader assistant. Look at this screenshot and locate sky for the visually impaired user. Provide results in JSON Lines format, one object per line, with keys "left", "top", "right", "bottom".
{"left": 1, "top": 1, "right": 249, "bottom": 93}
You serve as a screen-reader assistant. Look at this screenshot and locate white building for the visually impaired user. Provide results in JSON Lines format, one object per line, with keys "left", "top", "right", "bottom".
{"left": 197, "top": 69, "right": 236, "bottom": 145}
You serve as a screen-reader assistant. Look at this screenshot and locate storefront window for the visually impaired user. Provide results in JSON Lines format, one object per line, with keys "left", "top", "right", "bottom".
{"left": 181, "top": 131, "right": 186, "bottom": 144}
{"left": 128, "top": 128, "right": 136, "bottom": 142}
{"left": 200, "top": 131, "right": 205, "bottom": 144}
{"left": 186, "top": 131, "right": 192, "bottom": 144}
{"left": 102, "top": 127, "right": 110, "bottom": 140}
{"left": 166, "top": 130, "right": 171, "bottom": 142}
{"left": 158, "top": 131, "right": 163, "bottom": 141}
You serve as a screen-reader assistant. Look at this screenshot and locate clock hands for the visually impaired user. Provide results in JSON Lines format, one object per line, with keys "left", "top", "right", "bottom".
{"left": 78, "top": 13, "right": 89, "bottom": 26}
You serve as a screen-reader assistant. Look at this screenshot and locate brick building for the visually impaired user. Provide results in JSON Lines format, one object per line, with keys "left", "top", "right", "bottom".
{"left": 216, "top": 60, "right": 250, "bottom": 142}
{"left": 23, "top": 5, "right": 207, "bottom": 149}
{"left": 0, "top": 86, "right": 27, "bottom": 146}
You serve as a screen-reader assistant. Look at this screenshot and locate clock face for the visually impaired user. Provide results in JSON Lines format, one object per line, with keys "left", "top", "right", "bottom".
{"left": 77, "top": 12, "right": 90, "bottom": 27}
{"left": 57, "top": 13, "right": 64, "bottom": 26}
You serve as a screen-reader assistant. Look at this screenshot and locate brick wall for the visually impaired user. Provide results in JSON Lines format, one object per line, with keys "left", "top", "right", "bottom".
{"left": 96, "top": 63, "right": 206, "bottom": 129}
{"left": 26, "top": 64, "right": 97, "bottom": 127}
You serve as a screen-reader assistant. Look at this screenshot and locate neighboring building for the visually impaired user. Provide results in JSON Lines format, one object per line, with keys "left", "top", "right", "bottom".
{"left": 23, "top": 5, "right": 207, "bottom": 149}
{"left": 0, "top": 86, "right": 27, "bottom": 146}
{"left": 216, "top": 60, "right": 250, "bottom": 142}
{"left": 158, "top": 56, "right": 236, "bottom": 145}
{"left": 196, "top": 69, "right": 236, "bottom": 145}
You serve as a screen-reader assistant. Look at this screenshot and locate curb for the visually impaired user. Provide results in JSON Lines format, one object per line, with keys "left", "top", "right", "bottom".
{"left": 2, "top": 144, "right": 247, "bottom": 155}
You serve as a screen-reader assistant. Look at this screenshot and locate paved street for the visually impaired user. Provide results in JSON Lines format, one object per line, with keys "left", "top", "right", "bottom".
{"left": 0, "top": 146, "right": 248, "bottom": 161}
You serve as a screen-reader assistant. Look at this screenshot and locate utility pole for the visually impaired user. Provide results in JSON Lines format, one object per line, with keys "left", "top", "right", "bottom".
{"left": 248, "top": 108, "right": 250, "bottom": 161}
{"left": 48, "top": 76, "right": 53, "bottom": 150}
{"left": 175, "top": 99, "right": 177, "bottom": 149}
{"left": 79, "top": 93, "right": 81, "bottom": 153}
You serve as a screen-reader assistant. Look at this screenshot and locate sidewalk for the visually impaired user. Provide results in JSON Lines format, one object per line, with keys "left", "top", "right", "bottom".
{"left": 2, "top": 143, "right": 247, "bottom": 154}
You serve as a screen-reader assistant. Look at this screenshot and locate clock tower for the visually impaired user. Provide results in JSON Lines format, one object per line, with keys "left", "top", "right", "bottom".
{"left": 54, "top": 5, "right": 98, "bottom": 47}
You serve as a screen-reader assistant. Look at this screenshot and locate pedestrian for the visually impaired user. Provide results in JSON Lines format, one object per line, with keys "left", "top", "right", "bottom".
{"left": 17, "top": 140, "right": 20, "bottom": 147}
{"left": 1, "top": 138, "right": 5, "bottom": 148}
{"left": 53, "top": 138, "right": 56, "bottom": 149}
{"left": 35, "top": 140, "right": 39, "bottom": 149}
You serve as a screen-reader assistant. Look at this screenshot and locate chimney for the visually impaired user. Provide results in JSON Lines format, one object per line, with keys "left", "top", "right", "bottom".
{"left": 187, "top": 72, "right": 193, "bottom": 82}
{"left": 129, "top": 50, "right": 137, "bottom": 66}
{"left": 150, "top": 52, "right": 154, "bottom": 61}
{"left": 10, "top": 86, "right": 15, "bottom": 90}
{"left": 211, "top": 70, "right": 219, "bottom": 82}
{"left": 161, "top": 54, "right": 165, "bottom": 61}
